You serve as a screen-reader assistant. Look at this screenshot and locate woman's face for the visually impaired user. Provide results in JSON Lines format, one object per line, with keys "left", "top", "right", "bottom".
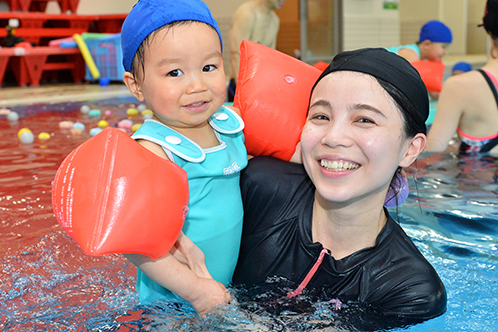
{"left": 301, "top": 71, "right": 421, "bottom": 207}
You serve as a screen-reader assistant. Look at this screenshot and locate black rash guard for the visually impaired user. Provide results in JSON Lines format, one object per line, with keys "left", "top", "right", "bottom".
{"left": 233, "top": 157, "right": 446, "bottom": 328}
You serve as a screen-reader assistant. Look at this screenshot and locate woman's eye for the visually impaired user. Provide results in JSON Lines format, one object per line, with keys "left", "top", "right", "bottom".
{"left": 357, "top": 117, "right": 375, "bottom": 124}
{"left": 310, "top": 114, "right": 329, "bottom": 121}
{"left": 167, "top": 69, "right": 183, "bottom": 77}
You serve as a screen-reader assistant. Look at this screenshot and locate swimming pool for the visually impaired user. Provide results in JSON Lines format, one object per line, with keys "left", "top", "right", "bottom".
{"left": 1, "top": 98, "right": 497, "bottom": 331}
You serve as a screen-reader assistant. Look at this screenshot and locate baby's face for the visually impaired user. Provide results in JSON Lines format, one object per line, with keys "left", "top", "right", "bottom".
{"left": 138, "top": 22, "right": 226, "bottom": 132}
{"left": 425, "top": 42, "right": 448, "bottom": 62}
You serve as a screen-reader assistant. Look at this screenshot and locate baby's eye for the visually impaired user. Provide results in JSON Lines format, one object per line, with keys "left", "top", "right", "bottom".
{"left": 167, "top": 69, "right": 184, "bottom": 77}
{"left": 203, "top": 65, "right": 216, "bottom": 72}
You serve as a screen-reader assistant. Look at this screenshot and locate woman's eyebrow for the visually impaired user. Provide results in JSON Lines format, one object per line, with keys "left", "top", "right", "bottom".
{"left": 309, "top": 99, "right": 331, "bottom": 109}
{"left": 352, "top": 103, "right": 387, "bottom": 118}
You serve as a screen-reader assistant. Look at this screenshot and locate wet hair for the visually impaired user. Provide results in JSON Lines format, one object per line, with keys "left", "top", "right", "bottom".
{"left": 376, "top": 78, "right": 427, "bottom": 138}
{"left": 483, "top": 0, "right": 498, "bottom": 38}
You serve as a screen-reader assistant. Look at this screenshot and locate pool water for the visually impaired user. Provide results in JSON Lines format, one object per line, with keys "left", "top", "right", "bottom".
{"left": 1, "top": 99, "right": 497, "bottom": 331}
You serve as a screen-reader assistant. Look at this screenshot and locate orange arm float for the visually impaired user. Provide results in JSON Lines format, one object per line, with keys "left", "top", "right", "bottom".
{"left": 234, "top": 40, "right": 322, "bottom": 161}
{"left": 411, "top": 60, "right": 445, "bottom": 93}
{"left": 52, "top": 127, "right": 189, "bottom": 259}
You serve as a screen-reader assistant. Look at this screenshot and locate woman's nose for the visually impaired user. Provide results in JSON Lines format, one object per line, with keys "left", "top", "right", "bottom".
{"left": 321, "top": 122, "right": 353, "bottom": 148}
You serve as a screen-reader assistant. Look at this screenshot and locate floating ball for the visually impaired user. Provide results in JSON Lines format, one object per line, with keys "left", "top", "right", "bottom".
{"left": 71, "top": 128, "right": 84, "bottom": 136}
{"left": 80, "top": 105, "right": 91, "bottom": 114}
{"left": 89, "top": 127, "right": 103, "bottom": 137}
{"left": 38, "top": 132, "right": 51, "bottom": 140}
{"left": 72, "top": 122, "right": 85, "bottom": 130}
{"left": 18, "top": 128, "right": 32, "bottom": 139}
{"left": 132, "top": 123, "right": 141, "bottom": 132}
{"left": 141, "top": 109, "right": 153, "bottom": 119}
{"left": 59, "top": 121, "right": 74, "bottom": 129}
{"left": 89, "top": 109, "right": 101, "bottom": 117}
{"left": 118, "top": 119, "right": 133, "bottom": 129}
{"left": 98, "top": 120, "right": 109, "bottom": 128}
{"left": 137, "top": 104, "right": 147, "bottom": 111}
{"left": 104, "top": 110, "right": 112, "bottom": 116}
{"left": 99, "top": 77, "right": 111, "bottom": 86}
{"left": 127, "top": 108, "right": 139, "bottom": 116}
{"left": 19, "top": 130, "right": 34, "bottom": 144}
{"left": 7, "top": 111, "right": 19, "bottom": 122}
{"left": 0, "top": 108, "right": 11, "bottom": 115}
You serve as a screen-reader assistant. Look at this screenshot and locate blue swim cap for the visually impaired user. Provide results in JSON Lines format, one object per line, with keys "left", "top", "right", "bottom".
{"left": 121, "top": 0, "right": 222, "bottom": 73}
{"left": 419, "top": 20, "right": 453, "bottom": 43}
{"left": 452, "top": 61, "right": 472, "bottom": 73}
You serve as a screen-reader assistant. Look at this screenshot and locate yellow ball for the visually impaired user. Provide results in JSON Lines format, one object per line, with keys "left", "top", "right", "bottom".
{"left": 127, "top": 108, "right": 139, "bottom": 116}
{"left": 132, "top": 123, "right": 142, "bottom": 132}
{"left": 98, "top": 120, "right": 109, "bottom": 128}
{"left": 141, "top": 109, "right": 153, "bottom": 116}
{"left": 38, "top": 132, "right": 51, "bottom": 140}
{"left": 18, "top": 128, "right": 32, "bottom": 139}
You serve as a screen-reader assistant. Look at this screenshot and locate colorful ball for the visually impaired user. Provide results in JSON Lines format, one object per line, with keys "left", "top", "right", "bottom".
{"left": 132, "top": 123, "right": 142, "bottom": 132}
{"left": 38, "top": 132, "right": 51, "bottom": 140}
{"left": 127, "top": 108, "right": 139, "bottom": 116}
{"left": 80, "top": 105, "right": 91, "bottom": 114}
{"left": 89, "top": 109, "right": 101, "bottom": 117}
{"left": 18, "top": 128, "right": 32, "bottom": 139}
{"left": 7, "top": 111, "right": 19, "bottom": 122}
{"left": 59, "top": 121, "right": 74, "bottom": 129}
{"left": 98, "top": 120, "right": 109, "bottom": 128}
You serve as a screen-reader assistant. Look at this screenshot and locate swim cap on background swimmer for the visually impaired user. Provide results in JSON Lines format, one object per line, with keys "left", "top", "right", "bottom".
{"left": 312, "top": 48, "right": 429, "bottom": 123}
{"left": 452, "top": 61, "right": 472, "bottom": 73}
{"left": 482, "top": 0, "right": 498, "bottom": 37}
{"left": 121, "top": 0, "right": 222, "bottom": 72}
{"left": 418, "top": 20, "right": 453, "bottom": 43}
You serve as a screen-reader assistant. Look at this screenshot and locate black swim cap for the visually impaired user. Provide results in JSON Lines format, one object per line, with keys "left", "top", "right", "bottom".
{"left": 483, "top": 0, "right": 498, "bottom": 37}
{"left": 312, "top": 48, "right": 429, "bottom": 123}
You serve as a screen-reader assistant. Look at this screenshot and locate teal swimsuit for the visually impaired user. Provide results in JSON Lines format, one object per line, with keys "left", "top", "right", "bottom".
{"left": 132, "top": 106, "right": 248, "bottom": 302}
{"left": 386, "top": 43, "right": 421, "bottom": 58}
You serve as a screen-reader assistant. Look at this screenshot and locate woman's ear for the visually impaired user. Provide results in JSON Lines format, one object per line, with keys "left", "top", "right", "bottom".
{"left": 123, "top": 72, "right": 144, "bottom": 102}
{"left": 399, "top": 133, "right": 427, "bottom": 167}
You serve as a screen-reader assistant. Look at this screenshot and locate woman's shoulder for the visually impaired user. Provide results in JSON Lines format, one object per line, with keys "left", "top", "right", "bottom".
{"left": 367, "top": 216, "right": 447, "bottom": 319}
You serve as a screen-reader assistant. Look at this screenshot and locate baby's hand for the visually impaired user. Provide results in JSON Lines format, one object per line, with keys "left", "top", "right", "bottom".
{"left": 187, "top": 277, "right": 231, "bottom": 317}
{"left": 171, "top": 232, "right": 211, "bottom": 279}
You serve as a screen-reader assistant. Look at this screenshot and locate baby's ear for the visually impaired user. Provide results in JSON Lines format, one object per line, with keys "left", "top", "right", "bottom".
{"left": 400, "top": 133, "right": 427, "bottom": 168}
{"left": 123, "top": 72, "right": 144, "bottom": 102}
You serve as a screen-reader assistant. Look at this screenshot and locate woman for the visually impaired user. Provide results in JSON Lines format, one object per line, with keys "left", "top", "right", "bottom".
{"left": 426, "top": 0, "right": 498, "bottom": 154}
{"left": 232, "top": 48, "right": 447, "bottom": 329}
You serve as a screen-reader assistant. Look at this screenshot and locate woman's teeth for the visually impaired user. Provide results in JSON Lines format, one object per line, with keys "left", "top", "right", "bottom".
{"left": 321, "top": 159, "right": 359, "bottom": 171}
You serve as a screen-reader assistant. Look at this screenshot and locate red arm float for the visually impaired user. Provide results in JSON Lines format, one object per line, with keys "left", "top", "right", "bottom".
{"left": 52, "top": 127, "right": 189, "bottom": 259}
{"left": 313, "top": 61, "right": 329, "bottom": 71}
{"left": 411, "top": 60, "right": 445, "bottom": 92}
{"left": 234, "top": 40, "right": 322, "bottom": 161}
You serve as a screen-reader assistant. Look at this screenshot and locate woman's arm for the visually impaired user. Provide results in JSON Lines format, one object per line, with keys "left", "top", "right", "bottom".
{"left": 426, "top": 76, "right": 465, "bottom": 152}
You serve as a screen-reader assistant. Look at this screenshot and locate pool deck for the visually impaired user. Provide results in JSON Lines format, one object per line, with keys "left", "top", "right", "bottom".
{"left": 0, "top": 82, "right": 133, "bottom": 108}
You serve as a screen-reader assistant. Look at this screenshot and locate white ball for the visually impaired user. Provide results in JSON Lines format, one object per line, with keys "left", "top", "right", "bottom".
{"left": 19, "top": 131, "right": 35, "bottom": 144}
{"left": 7, "top": 111, "right": 19, "bottom": 122}
{"left": 80, "top": 105, "right": 91, "bottom": 114}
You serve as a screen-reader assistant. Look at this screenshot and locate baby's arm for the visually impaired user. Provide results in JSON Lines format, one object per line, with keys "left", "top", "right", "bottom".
{"left": 124, "top": 252, "right": 230, "bottom": 316}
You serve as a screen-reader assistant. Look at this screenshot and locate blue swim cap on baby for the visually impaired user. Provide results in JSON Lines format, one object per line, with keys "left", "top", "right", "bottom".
{"left": 121, "top": 0, "right": 222, "bottom": 72}
{"left": 419, "top": 20, "right": 453, "bottom": 43}
{"left": 452, "top": 61, "right": 472, "bottom": 73}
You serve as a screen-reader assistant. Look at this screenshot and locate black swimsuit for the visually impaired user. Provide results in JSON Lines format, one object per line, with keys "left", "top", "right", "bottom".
{"left": 233, "top": 157, "right": 447, "bottom": 329}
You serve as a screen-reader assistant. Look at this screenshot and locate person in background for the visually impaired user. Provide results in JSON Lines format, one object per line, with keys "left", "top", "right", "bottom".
{"left": 386, "top": 20, "right": 453, "bottom": 63}
{"left": 451, "top": 61, "right": 472, "bottom": 76}
{"left": 426, "top": 0, "right": 498, "bottom": 154}
{"left": 120, "top": 0, "right": 248, "bottom": 316}
{"left": 233, "top": 48, "right": 446, "bottom": 330}
{"left": 227, "top": 0, "right": 286, "bottom": 102}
